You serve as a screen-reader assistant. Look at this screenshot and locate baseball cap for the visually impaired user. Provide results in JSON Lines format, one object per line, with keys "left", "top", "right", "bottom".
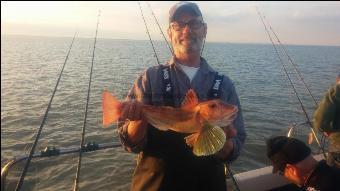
{"left": 169, "top": 1, "right": 202, "bottom": 22}
{"left": 266, "top": 136, "right": 311, "bottom": 173}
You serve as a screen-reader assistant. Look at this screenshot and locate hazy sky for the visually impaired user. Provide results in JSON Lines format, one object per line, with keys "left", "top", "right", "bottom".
{"left": 1, "top": 1, "right": 340, "bottom": 46}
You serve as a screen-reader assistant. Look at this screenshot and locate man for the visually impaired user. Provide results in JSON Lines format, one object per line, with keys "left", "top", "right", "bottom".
{"left": 266, "top": 136, "right": 340, "bottom": 191}
{"left": 313, "top": 73, "right": 340, "bottom": 168}
{"left": 118, "top": 2, "right": 246, "bottom": 191}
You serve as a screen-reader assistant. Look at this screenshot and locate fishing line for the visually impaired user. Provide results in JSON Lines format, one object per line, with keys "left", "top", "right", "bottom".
{"left": 146, "top": 2, "right": 174, "bottom": 57}
{"left": 14, "top": 31, "right": 78, "bottom": 191}
{"left": 225, "top": 165, "right": 241, "bottom": 191}
{"left": 138, "top": 2, "right": 160, "bottom": 65}
{"left": 256, "top": 6, "right": 326, "bottom": 158}
{"left": 260, "top": 11, "right": 326, "bottom": 153}
{"left": 261, "top": 14, "right": 318, "bottom": 105}
{"left": 73, "top": 10, "right": 100, "bottom": 191}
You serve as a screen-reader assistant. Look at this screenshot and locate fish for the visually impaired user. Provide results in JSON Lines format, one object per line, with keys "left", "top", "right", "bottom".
{"left": 102, "top": 89, "right": 238, "bottom": 156}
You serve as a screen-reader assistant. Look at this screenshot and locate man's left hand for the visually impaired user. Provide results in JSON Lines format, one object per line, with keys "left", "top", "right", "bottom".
{"left": 215, "top": 125, "right": 237, "bottom": 161}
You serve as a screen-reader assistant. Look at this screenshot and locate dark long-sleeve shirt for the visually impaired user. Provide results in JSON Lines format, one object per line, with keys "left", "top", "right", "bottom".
{"left": 303, "top": 160, "right": 340, "bottom": 191}
{"left": 118, "top": 57, "right": 246, "bottom": 162}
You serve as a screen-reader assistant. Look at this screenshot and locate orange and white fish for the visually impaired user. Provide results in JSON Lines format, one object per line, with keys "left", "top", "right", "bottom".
{"left": 102, "top": 89, "right": 238, "bottom": 156}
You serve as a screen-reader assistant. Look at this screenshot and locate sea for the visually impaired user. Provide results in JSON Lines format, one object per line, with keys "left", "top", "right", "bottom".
{"left": 1, "top": 35, "right": 340, "bottom": 190}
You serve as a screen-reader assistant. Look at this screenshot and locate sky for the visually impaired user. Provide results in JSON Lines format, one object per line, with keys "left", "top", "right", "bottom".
{"left": 1, "top": 1, "right": 340, "bottom": 46}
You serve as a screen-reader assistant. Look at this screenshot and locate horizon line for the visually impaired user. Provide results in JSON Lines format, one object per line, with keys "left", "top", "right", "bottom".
{"left": 1, "top": 34, "right": 340, "bottom": 47}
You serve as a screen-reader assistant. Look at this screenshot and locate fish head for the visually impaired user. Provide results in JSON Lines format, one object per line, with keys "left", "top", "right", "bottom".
{"left": 198, "top": 99, "right": 238, "bottom": 126}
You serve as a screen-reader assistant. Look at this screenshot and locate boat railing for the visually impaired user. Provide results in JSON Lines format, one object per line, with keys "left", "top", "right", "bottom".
{"left": 1, "top": 142, "right": 121, "bottom": 191}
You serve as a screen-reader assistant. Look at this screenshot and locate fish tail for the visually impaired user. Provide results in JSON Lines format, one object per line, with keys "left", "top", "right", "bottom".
{"left": 102, "top": 90, "right": 123, "bottom": 127}
{"left": 185, "top": 124, "right": 226, "bottom": 156}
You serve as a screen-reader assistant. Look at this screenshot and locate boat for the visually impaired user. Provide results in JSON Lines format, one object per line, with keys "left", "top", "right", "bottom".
{"left": 1, "top": 2, "right": 334, "bottom": 191}
{"left": 2, "top": 144, "right": 325, "bottom": 191}
{"left": 227, "top": 154, "right": 325, "bottom": 191}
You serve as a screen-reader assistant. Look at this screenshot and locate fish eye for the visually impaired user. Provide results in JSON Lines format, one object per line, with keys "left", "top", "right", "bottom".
{"left": 209, "top": 103, "right": 217, "bottom": 108}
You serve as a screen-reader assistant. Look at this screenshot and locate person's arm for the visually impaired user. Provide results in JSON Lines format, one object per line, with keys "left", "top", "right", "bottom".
{"left": 119, "top": 120, "right": 148, "bottom": 153}
{"left": 313, "top": 84, "right": 340, "bottom": 133}
{"left": 215, "top": 78, "right": 246, "bottom": 162}
{"left": 215, "top": 124, "right": 237, "bottom": 160}
{"left": 118, "top": 70, "right": 151, "bottom": 153}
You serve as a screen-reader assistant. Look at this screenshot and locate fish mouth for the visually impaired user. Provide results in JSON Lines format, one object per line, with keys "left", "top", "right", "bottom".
{"left": 225, "top": 107, "right": 238, "bottom": 120}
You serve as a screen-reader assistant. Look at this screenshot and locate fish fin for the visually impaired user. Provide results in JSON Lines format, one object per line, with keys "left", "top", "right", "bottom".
{"left": 185, "top": 133, "right": 200, "bottom": 147}
{"left": 211, "top": 109, "right": 238, "bottom": 127}
{"left": 181, "top": 89, "right": 199, "bottom": 110}
{"left": 185, "top": 124, "right": 226, "bottom": 156}
{"left": 102, "top": 90, "right": 122, "bottom": 128}
{"left": 308, "top": 132, "right": 314, "bottom": 145}
{"left": 144, "top": 113, "right": 171, "bottom": 131}
{"left": 213, "top": 118, "right": 234, "bottom": 127}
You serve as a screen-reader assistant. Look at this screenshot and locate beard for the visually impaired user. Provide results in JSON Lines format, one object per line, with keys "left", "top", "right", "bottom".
{"left": 174, "top": 36, "right": 203, "bottom": 55}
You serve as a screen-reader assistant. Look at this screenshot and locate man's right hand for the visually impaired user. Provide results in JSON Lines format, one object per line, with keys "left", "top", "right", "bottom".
{"left": 120, "top": 100, "right": 148, "bottom": 145}
{"left": 120, "top": 100, "right": 144, "bottom": 121}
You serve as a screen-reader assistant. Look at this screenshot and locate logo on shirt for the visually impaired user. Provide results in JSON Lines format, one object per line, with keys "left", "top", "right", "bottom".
{"left": 163, "top": 68, "right": 169, "bottom": 80}
{"left": 213, "top": 79, "right": 221, "bottom": 90}
{"left": 166, "top": 83, "right": 171, "bottom": 92}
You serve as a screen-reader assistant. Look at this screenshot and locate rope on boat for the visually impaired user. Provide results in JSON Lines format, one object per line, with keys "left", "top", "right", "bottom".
{"left": 14, "top": 31, "right": 78, "bottom": 191}
{"left": 73, "top": 10, "right": 100, "bottom": 191}
{"left": 138, "top": 2, "right": 160, "bottom": 65}
{"left": 255, "top": 6, "right": 327, "bottom": 159}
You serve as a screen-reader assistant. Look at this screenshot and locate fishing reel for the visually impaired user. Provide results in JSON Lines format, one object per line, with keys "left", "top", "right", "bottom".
{"left": 286, "top": 121, "right": 309, "bottom": 138}
{"left": 286, "top": 121, "right": 317, "bottom": 145}
{"left": 286, "top": 121, "right": 327, "bottom": 158}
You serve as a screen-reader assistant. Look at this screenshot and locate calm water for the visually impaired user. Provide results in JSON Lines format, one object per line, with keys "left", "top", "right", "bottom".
{"left": 1, "top": 35, "right": 340, "bottom": 190}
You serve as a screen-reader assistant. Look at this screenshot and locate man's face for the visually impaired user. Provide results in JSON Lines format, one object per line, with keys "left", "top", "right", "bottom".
{"left": 283, "top": 164, "right": 305, "bottom": 187}
{"left": 168, "top": 12, "right": 207, "bottom": 56}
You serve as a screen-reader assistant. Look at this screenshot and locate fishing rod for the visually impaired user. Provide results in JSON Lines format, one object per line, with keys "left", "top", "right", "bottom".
{"left": 255, "top": 7, "right": 327, "bottom": 158}
{"left": 138, "top": 2, "right": 160, "bottom": 65}
{"left": 1, "top": 142, "right": 120, "bottom": 191}
{"left": 225, "top": 165, "right": 241, "bottom": 191}
{"left": 13, "top": 31, "right": 77, "bottom": 191}
{"left": 73, "top": 10, "right": 100, "bottom": 191}
{"left": 146, "top": 2, "right": 174, "bottom": 56}
{"left": 262, "top": 13, "right": 326, "bottom": 152}
{"left": 261, "top": 11, "right": 318, "bottom": 106}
